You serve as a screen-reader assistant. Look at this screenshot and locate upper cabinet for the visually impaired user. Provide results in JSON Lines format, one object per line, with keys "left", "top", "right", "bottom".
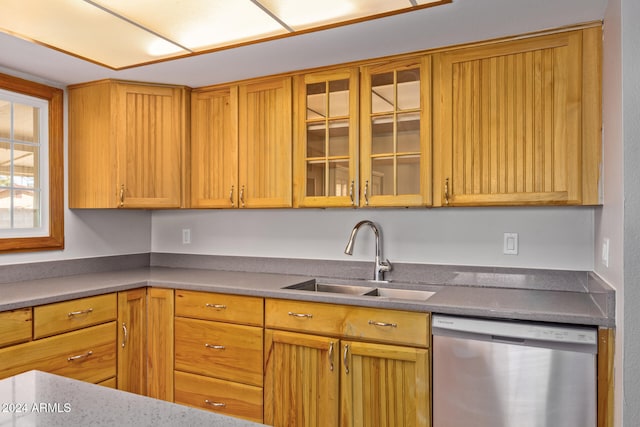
{"left": 360, "top": 56, "right": 432, "bottom": 207}
{"left": 69, "top": 80, "right": 189, "bottom": 208}
{"left": 293, "top": 67, "right": 359, "bottom": 208}
{"left": 433, "top": 27, "right": 601, "bottom": 206}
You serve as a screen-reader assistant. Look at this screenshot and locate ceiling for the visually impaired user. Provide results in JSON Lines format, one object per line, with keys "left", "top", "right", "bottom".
{"left": 0, "top": 0, "right": 607, "bottom": 88}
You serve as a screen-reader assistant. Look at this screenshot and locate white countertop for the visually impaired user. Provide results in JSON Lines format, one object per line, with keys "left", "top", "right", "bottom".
{"left": 0, "top": 371, "right": 263, "bottom": 427}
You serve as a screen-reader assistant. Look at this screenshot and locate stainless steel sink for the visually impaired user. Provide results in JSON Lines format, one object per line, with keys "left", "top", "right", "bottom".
{"left": 284, "top": 282, "right": 375, "bottom": 295}
{"left": 364, "top": 288, "right": 436, "bottom": 300}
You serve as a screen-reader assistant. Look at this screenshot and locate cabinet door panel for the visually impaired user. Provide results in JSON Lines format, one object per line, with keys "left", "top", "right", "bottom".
{"left": 117, "top": 288, "right": 147, "bottom": 395}
{"left": 264, "top": 329, "right": 339, "bottom": 427}
{"left": 0, "top": 308, "right": 31, "bottom": 348}
{"left": 341, "top": 340, "right": 430, "bottom": 427}
{"left": 239, "top": 77, "right": 292, "bottom": 208}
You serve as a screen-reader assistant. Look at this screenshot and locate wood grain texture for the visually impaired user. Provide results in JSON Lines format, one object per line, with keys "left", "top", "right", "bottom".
{"left": 117, "top": 288, "right": 147, "bottom": 395}
{"left": 147, "top": 288, "right": 174, "bottom": 401}
{"left": 0, "top": 308, "right": 32, "bottom": 348}
{"left": 598, "top": 327, "right": 615, "bottom": 427}
{"left": 175, "top": 290, "right": 263, "bottom": 326}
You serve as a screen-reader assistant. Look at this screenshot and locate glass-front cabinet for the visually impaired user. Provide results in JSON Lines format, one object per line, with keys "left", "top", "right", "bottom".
{"left": 294, "top": 68, "right": 359, "bottom": 207}
{"left": 360, "top": 56, "right": 431, "bottom": 207}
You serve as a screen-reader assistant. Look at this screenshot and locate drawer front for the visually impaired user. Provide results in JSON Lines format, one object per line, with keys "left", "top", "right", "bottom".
{"left": 175, "top": 290, "right": 264, "bottom": 326}
{"left": 0, "top": 321, "right": 116, "bottom": 383}
{"left": 344, "top": 307, "right": 430, "bottom": 347}
{"left": 265, "top": 299, "right": 347, "bottom": 336}
{"left": 34, "top": 293, "right": 117, "bottom": 338}
{"left": 0, "top": 308, "right": 32, "bottom": 348}
{"left": 175, "top": 371, "right": 263, "bottom": 424}
{"left": 175, "top": 317, "right": 263, "bottom": 386}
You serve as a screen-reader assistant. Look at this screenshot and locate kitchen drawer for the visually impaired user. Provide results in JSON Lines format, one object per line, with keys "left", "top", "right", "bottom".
{"left": 343, "top": 306, "right": 430, "bottom": 347}
{"left": 0, "top": 321, "right": 116, "bottom": 383}
{"left": 33, "top": 293, "right": 117, "bottom": 338}
{"left": 0, "top": 308, "right": 32, "bottom": 348}
{"left": 175, "top": 317, "right": 263, "bottom": 386}
{"left": 175, "top": 290, "right": 263, "bottom": 326}
{"left": 265, "top": 299, "right": 349, "bottom": 336}
{"left": 98, "top": 377, "right": 117, "bottom": 388}
{"left": 175, "top": 371, "right": 263, "bottom": 424}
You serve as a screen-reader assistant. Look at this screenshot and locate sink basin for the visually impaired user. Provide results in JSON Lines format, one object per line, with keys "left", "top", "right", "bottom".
{"left": 284, "top": 282, "right": 375, "bottom": 295}
{"left": 365, "top": 288, "right": 436, "bottom": 301}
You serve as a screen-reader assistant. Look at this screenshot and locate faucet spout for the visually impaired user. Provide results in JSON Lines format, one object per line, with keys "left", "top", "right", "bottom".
{"left": 344, "top": 220, "right": 392, "bottom": 282}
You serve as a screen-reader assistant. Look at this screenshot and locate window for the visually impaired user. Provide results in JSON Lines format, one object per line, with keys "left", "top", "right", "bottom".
{"left": 0, "top": 73, "right": 63, "bottom": 252}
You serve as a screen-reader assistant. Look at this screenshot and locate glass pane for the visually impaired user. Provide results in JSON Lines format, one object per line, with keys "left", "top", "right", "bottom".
{"left": 371, "top": 72, "right": 394, "bottom": 113}
{"left": 0, "top": 194, "right": 10, "bottom": 228}
{"left": 306, "top": 125, "right": 325, "bottom": 157}
{"left": 13, "top": 189, "right": 40, "bottom": 228}
{"left": 371, "top": 116, "right": 394, "bottom": 154}
{"left": 0, "top": 100, "right": 9, "bottom": 139}
{"left": 371, "top": 157, "right": 393, "bottom": 196}
{"left": 13, "top": 103, "right": 39, "bottom": 143}
{"left": 0, "top": 142, "right": 10, "bottom": 185}
{"left": 397, "top": 113, "right": 421, "bottom": 152}
{"left": 328, "top": 79, "right": 349, "bottom": 117}
{"left": 397, "top": 156, "right": 420, "bottom": 195}
{"left": 328, "top": 120, "right": 349, "bottom": 156}
{"left": 328, "top": 160, "right": 350, "bottom": 197}
{"left": 306, "top": 161, "right": 325, "bottom": 197}
{"left": 307, "top": 82, "right": 326, "bottom": 119}
{"left": 13, "top": 144, "right": 38, "bottom": 188}
{"left": 397, "top": 68, "right": 420, "bottom": 110}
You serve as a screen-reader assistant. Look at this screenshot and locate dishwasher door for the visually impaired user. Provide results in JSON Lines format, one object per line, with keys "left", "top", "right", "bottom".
{"left": 432, "top": 315, "right": 597, "bottom": 427}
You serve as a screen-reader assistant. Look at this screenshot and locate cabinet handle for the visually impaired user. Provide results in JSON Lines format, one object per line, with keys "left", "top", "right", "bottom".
{"left": 121, "top": 322, "right": 128, "bottom": 348}
{"left": 444, "top": 177, "right": 450, "bottom": 205}
{"left": 349, "top": 180, "right": 355, "bottom": 206}
{"left": 205, "top": 400, "right": 226, "bottom": 408}
{"left": 328, "top": 341, "right": 334, "bottom": 372}
{"left": 368, "top": 320, "right": 397, "bottom": 328}
{"left": 343, "top": 344, "right": 350, "bottom": 374}
{"left": 288, "top": 311, "right": 313, "bottom": 319}
{"left": 67, "top": 351, "right": 93, "bottom": 362}
{"left": 67, "top": 308, "right": 93, "bottom": 317}
{"left": 205, "top": 344, "right": 226, "bottom": 350}
{"left": 239, "top": 185, "right": 245, "bottom": 208}
{"left": 363, "top": 180, "right": 369, "bottom": 206}
{"left": 205, "top": 303, "right": 227, "bottom": 310}
{"left": 119, "top": 184, "right": 125, "bottom": 207}
{"left": 229, "top": 185, "right": 235, "bottom": 207}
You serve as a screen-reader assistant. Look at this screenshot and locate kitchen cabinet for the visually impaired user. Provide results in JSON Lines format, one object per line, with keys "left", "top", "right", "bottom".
{"left": 173, "top": 290, "right": 264, "bottom": 423}
{"left": 360, "top": 56, "right": 432, "bottom": 207}
{"left": 117, "top": 288, "right": 147, "bottom": 395}
{"left": 147, "top": 288, "right": 174, "bottom": 401}
{"left": 264, "top": 298, "right": 430, "bottom": 427}
{"left": 293, "top": 67, "right": 359, "bottom": 207}
{"left": 0, "top": 308, "right": 31, "bottom": 348}
{"left": 432, "top": 27, "right": 601, "bottom": 206}
{"left": 68, "top": 80, "right": 189, "bottom": 209}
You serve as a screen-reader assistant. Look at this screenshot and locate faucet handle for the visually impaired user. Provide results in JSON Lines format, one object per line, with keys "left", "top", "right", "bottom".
{"left": 379, "top": 259, "right": 392, "bottom": 272}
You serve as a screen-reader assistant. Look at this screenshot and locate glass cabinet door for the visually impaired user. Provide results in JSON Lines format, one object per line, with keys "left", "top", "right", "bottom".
{"left": 360, "top": 56, "right": 431, "bottom": 207}
{"left": 294, "top": 68, "right": 358, "bottom": 207}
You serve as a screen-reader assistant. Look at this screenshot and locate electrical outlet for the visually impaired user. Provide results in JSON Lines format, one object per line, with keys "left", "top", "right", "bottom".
{"left": 503, "top": 232, "right": 518, "bottom": 255}
{"left": 182, "top": 228, "right": 191, "bottom": 245}
{"left": 602, "top": 238, "right": 610, "bottom": 267}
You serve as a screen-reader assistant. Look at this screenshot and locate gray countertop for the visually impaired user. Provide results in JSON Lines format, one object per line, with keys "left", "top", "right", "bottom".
{"left": 0, "top": 370, "right": 262, "bottom": 426}
{"left": 0, "top": 266, "right": 613, "bottom": 327}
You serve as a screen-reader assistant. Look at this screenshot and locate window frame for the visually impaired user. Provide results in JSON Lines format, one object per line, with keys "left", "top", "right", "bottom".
{"left": 0, "top": 72, "right": 64, "bottom": 252}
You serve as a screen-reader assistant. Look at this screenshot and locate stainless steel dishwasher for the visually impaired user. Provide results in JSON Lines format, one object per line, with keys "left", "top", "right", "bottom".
{"left": 432, "top": 315, "right": 597, "bottom": 427}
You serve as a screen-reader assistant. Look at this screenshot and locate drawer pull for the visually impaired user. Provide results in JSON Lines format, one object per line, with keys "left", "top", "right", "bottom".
{"left": 205, "top": 304, "right": 227, "bottom": 310}
{"left": 67, "top": 308, "right": 93, "bottom": 317}
{"left": 288, "top": 311, "right": 313, "bottom": 319}
{"left": 121, "top": 322, "right": 128, "bottom": 348}
{"left": 205, "top": 344, "right": 226, "bottom": 350}
{"left": 67, "top": 351, "right": 93, "bottom": 361}
{"left": 343, "top": 344, "right": 350, "bottom": 374}
{"left": 205, "top": 400, "right": 226, "bottom": 408}
{"left": 328, "top": 342, "right": 334, "bottom": 371}
{"left": 368, "top": 320, "right": 397, "bottom": 328}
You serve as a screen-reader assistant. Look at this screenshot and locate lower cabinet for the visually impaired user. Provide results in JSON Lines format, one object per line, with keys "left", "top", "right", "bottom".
{"left": 117, "top": 288, "right": 148, "bottom": 395}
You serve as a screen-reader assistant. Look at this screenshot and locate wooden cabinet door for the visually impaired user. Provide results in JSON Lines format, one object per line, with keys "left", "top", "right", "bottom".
{"left": 433, "top": 29, "right": 600, "bottom": 206}
{"left": 147, "top": 288, "right": 174, "bottom": 401}
{"left": 341, "top": 341, "right": 430, "bottom": 427}
{"left": 360, "top": 56, "right": 432, "bottom": 207}
{"left": 191, "top": 87, "right": 239, "bottom": 208}
{"left": 239, "top": 76, "right": 293, "bottom": 208}
{"left": 294, "top": 67, "right": 359, "bottom": 207}
{"left": 264, "top": 329, "right": 339, "bottom": 427}
{"left": 115, "top": 83, "right": 187, "bottom": 208}
{"left": 117, "top": 288, "right": 147, "bottom": 395}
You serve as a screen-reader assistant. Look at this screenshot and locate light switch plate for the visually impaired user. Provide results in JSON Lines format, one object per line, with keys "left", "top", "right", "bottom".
{"left": 503, "top": 232, "right": 518, "bottom": 255}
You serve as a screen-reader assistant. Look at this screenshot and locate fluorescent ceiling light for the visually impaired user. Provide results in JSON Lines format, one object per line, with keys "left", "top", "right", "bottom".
{"left": 0, "top": 0, "right": 449, "bottom": 69}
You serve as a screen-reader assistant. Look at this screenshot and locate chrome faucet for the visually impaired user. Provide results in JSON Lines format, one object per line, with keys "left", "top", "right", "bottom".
{"left": 344, "top": 220, "right": 392, "bottom": 282}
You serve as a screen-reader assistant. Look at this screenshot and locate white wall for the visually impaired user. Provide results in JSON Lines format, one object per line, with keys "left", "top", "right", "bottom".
{"left": 152, "top": 207, "right": 594, "bottom": 270}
